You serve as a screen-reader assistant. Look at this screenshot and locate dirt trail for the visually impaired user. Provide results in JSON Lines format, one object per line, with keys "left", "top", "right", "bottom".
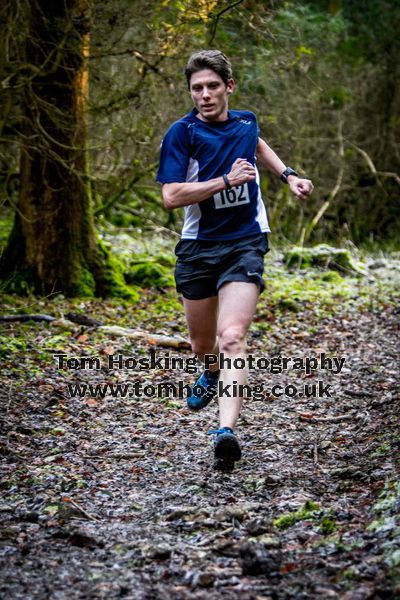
{"left": 0, "top": 306, "right": 399, "bottom": 599}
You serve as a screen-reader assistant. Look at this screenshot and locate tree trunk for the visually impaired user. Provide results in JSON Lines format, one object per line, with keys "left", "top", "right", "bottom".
{"left": 0, "top": 0, "right": 130, "bottom": 297}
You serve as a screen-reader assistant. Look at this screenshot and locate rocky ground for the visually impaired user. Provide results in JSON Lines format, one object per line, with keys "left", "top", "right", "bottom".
{"left": 0, "top": 262, "right": 399, "bottom": 599}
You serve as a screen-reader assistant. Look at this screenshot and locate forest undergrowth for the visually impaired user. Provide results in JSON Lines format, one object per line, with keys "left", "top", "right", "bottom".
{"left": 0, "top": 254, "right": 399, "bottom": 599}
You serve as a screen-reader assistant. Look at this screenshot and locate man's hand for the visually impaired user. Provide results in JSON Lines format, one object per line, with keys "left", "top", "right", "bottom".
{"left": 288, "top": 176, "right": 314, "bottom": 199}
{"left": 227, "top": 158, "right": 256, "bottom": 187}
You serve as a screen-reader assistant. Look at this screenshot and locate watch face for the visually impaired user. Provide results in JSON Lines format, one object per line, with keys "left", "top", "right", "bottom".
{"left": 281, "top": 167, "right": 298, "bottom": 183}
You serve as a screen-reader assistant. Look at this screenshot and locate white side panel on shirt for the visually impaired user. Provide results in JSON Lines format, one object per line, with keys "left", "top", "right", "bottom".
{"left": 255, "top": 166, "right": 271, "bottom": 233}
{"left": 181, "top": 158, "right": 201, "bottom": 238}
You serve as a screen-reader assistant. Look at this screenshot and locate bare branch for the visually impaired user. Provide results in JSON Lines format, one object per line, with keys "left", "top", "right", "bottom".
{"left": 208, "top": 0, "right": 245, "bottom": 44}
{"left": 348, "top": 142, "right": 400, "bottom": 186}
{"left": 299, "top": 116, "right": 344, "bottom": 246}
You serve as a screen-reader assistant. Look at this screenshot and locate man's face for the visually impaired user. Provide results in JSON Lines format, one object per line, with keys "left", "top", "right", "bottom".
{"left": 189, "top": 69, "right": 234, "bottom": 123}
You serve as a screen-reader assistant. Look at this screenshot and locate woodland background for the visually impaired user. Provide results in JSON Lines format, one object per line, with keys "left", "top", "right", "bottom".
{"left": 0, "top": 0, "right": 399, "bottom": 297}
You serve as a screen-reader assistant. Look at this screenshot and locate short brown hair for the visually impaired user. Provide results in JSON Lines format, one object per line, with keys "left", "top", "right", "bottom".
{"left": 185, "top": 50, "right": 233, "bottom": 88}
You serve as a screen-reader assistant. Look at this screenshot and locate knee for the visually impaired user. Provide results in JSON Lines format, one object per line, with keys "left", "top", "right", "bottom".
{"left": 218, "top": 325, "right": 246, "bottom": 354}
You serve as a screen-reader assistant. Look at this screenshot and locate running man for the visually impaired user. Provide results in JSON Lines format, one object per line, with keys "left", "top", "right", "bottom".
{"left": 157, "top": 50, "right": 313, "bottom": 471}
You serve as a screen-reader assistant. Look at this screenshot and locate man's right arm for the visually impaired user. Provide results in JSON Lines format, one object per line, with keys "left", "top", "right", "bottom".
{"left": 162, "top": 158, "right": 256, "bottom": 210}
{"left": 162, "top": 178, "right": 226, "bottom": 210}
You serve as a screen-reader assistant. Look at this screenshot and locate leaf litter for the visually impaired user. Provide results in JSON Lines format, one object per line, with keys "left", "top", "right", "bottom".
{"left": 0, "top": 258, "right": 399, "bottom": 599}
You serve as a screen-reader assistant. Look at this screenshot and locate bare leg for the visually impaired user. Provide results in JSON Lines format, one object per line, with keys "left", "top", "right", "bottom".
{"left": 217, "top": 281, "right": 260, "bottom": 429}
{"left": 182, "top": 296, "right": 219, "bottom": 371}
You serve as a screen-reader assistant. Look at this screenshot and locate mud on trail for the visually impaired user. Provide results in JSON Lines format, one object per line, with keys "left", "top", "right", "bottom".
{"left": 0, "top": 285, "right": 399, "bottom": 599}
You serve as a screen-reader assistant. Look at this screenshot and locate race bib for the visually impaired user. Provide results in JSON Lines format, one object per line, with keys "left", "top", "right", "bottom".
{"left": 213, "top": 183, "right": 250, "bottom": 210}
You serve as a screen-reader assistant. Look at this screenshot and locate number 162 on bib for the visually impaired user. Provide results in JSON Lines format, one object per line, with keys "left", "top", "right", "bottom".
{"left": 213, "top": 183, "right": 250, "bottom": 210}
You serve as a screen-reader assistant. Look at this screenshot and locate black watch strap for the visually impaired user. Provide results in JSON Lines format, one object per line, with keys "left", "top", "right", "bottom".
{"left": 280, "top": 167, "right": 299, "bottom": 184}
{"left": 222, "top": 174, "right": 232, "bottom": 189}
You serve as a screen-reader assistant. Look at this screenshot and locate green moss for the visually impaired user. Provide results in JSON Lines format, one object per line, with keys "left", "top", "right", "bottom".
{"left": 386, "top": 549, "right": 400, "bottom": 570}
{"left": 313, "top": 533, "right": 365, "bottom": 553}
{"left": 320, "top": 517, "right": 337, "bottom": 535}
{"left": 274, "top": 502, "right": 338, "bottom": 535}
{"left": 0, "top": 337, "right": 27, "bottom": 359}
{"left": 371, "top": 442, "right": 391, "bottom": 457}
{"left": 1, "top": 216, "right": 141, "bottom": 299}
{"left": 273, "top": 500, "right": 320, "bottom": 529}
{"left": 154, "top": 253, "right": 175, "bottom": 268}
{"left": 0, "top": 211, "right": 14, "bottom": 244}
{"left": 320, "top": 270, "right": 343, "bottom": 282}
{"left": 284, "top": 244, "right": 365, "bottom": 275}
{"left": 273, "top": 514, "right": 297, "bottom": 529}
{"left": 366, "top": 480, "right": 400, "bottom": 585}
{"left": 111, "top": 211, "right": 141, "bottom": 228}
{"left": 260, "top": 256, "right": 385, "bottom": 318}
{"left": 90, "top": 239, "right": 140, "bottom": 300}
{"left": 341, "top": 567, "right": 362, "bottom": 581}
{"left": 125, "top": 261, "right": 174, "bottom": 288}
{"left": 65, "top": 255, "right": 96, "bottom": 298}
{"left": 372, "top": 481, "right": 399, "bottom": 514}
{"left": 275, "top": 296, "right": 301, "bottom": 312}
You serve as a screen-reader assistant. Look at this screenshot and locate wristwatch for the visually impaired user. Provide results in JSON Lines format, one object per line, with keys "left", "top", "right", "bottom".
{"left": 222, "top": 174, "right": 232, "bottom": 189}
{"left": 280, "top": 167, "right": 299, "bottom": 184}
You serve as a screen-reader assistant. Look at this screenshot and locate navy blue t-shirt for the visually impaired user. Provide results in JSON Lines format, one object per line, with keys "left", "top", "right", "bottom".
{"left": 156, "top": 108, "right": 270, "bottom": 241}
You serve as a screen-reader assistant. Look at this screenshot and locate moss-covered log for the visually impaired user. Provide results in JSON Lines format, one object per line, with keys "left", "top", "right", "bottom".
{"left": 284, "top": 244, "right": 366, "bottom": 275}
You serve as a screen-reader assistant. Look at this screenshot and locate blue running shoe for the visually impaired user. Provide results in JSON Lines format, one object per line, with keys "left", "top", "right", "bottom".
{"left": 208, "top": 427, "right": 242, "bottom": 471}
{"left": 187, "top": 369, "right": 219, "bottom": 411}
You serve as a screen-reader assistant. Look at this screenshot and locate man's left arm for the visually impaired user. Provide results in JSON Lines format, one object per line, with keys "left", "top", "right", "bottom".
{"left": 256, "top": 137, "right": 313, "bottom": 199}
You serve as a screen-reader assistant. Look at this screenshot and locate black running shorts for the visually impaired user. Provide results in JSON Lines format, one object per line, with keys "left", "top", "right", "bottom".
{"left": 174, "top": 233, "right": 269, "bottom": 300}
